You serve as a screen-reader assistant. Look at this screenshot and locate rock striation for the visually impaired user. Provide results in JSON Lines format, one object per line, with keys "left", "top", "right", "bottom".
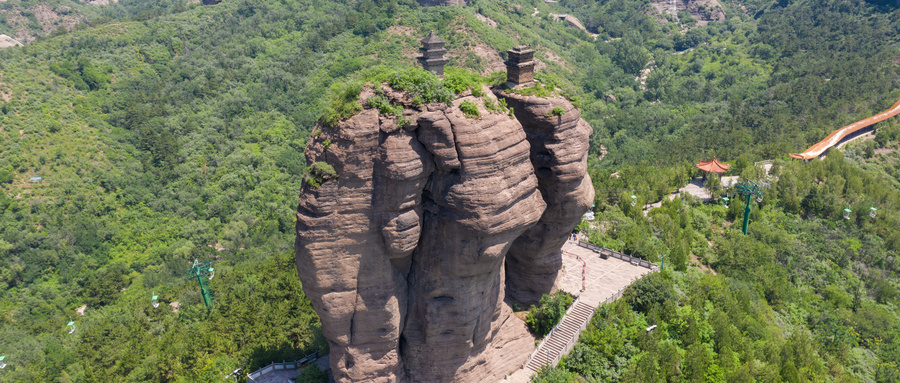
{"left": 295, "top": 82, "right": 593, "bottom": 382}
{"left": 500, "top": 90, "right": 595, "bottom": 305}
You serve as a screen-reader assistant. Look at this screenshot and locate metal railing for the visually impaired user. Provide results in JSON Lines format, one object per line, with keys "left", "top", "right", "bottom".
{"left": 572, "top": 240, "right": 658, "bottom": 270}
{"left": 247, "top": 350, "right": 320, "bottom": 381}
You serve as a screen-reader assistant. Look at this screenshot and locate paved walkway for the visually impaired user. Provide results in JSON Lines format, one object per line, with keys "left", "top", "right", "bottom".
{"left": 501, "top": 241, "right": 655, "bottom": 382}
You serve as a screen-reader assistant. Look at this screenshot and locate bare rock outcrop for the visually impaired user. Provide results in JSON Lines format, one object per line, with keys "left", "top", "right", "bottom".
{"left": 295, "top": 83, "right": 593, "bottom": 382}
{"left": 497, "top": 91, "right": 595, "bottom": 305}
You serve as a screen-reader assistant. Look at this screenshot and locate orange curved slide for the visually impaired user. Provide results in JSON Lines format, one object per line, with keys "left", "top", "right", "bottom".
{"left": 790, "top": 97, "right": 900, "bottom": 159}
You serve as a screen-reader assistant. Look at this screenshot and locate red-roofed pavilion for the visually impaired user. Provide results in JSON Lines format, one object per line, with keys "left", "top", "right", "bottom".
{"left": 696, "top": 157, "right": 730, "bottom": 174}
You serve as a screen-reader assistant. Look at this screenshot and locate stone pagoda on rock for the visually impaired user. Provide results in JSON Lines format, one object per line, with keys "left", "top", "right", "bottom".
{"left": 505, "top": 45, "right": 535, "bottom": 87}
{"left": 419, "top": 31, "right": 449, "bottom": 76}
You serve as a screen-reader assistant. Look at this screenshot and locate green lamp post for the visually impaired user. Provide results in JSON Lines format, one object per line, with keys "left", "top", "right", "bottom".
{"left": 186, "top": 259, "right": 215, "bottom": 311}
{"left": 735, "top": 179, "right": 764, "bottom": 235}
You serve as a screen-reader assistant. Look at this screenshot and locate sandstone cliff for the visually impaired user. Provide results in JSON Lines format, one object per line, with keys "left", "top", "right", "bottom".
{"left": 295, "top": 81, "right": 593, "bottom": 382}
{"left": 500, "top": 90, "right": 595, "bottom": 305}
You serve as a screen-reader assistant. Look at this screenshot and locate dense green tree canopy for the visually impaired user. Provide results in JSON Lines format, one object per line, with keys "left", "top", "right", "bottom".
{"left": 0, "top": 0, "right": 898, "bottom": 381}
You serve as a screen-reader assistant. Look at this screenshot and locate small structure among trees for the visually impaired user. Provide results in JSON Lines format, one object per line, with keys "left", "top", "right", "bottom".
{"left": 695, "top": 157, "right": 730, "bottom": 179}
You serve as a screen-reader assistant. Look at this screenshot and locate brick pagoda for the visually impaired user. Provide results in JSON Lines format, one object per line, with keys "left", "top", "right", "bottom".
{"left": 419, "top": 31, "right": 449, "bottom": 76}
{"left": 505, "top": 45, "right": 535, "bottom": 87}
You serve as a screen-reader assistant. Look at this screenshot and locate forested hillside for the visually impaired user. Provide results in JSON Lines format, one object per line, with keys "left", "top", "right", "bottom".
{"left": 0, "top": 0, "right": 899, "bottom": 381}
{"left": 0, "top": 0, "right": 210, "bottom": 44}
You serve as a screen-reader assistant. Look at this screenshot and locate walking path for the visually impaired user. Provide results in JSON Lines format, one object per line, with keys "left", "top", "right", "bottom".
{"left": 501, "top": 241, "right": 656, "bottom": 382}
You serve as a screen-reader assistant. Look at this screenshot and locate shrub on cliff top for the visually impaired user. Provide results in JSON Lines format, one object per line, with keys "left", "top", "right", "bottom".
{"left": 320, "top": 81, "right": 364, "bottom": 127}
{"left": 366, "top": 93, "right": 410, "bottom": 127}
{"left": 389, "top": 68, "right": 454, "bottom": 105}
{"left": 459, "top": 100, "right": 480, "bottom": 118}
{"left": 321, "top": 67, "right": 498, "bottom": 122}
{"left": 366, "top": 94, "right": 403, "bottom": 117}
{"left": 443, "top": 67, "right": 483, "bottom": 94}
{"left": 527, "top": 291, "right": 574, "bottom": 337}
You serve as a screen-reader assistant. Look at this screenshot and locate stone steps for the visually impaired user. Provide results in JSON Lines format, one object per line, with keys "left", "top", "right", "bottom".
{"left": 520, "top": 240, "right": 657, "bottom": 376}
{"left": 524, "top": 301, "right": 595, "bottom": 372}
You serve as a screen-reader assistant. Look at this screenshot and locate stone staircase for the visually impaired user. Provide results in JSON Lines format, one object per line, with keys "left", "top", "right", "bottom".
{"left": 524, "top": 300, "right": 595, "bottom": 372}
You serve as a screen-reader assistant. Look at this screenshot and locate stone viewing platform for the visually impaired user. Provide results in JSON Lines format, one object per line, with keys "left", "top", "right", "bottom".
{"left": 501, "top": 240, "right": 657, "bottom": 383}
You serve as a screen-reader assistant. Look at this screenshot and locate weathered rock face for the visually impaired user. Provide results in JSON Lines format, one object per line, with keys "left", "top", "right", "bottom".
{"left": 498, "top": 91, "right": 595, "bottom": 305}
{"left": 295, "top": 84, "right": 593, "bottom": 382}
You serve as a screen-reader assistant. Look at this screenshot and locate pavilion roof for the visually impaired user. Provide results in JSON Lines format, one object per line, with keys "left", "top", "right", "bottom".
{"left": 421, "top": 31, "right": 444, "bottom": 44}
{"left": 696, "top": 157, "right": 731, "bottom": 173}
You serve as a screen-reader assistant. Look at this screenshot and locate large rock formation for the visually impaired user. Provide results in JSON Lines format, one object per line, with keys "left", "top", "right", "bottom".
{"left": 500, "top": 91, "right": 595, "bottom": 305}
{"left": 295, "top": 82, "right": 593, "bottom": 382}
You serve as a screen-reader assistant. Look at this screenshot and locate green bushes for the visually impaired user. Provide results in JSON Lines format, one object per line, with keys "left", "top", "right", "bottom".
{"left": 323, "top": 67, "right": 491, "bottom": 124}
{"left": 306, "top": 161, "right": 338, "bottom": 188}
{"left": 530, "top": 365, "right": 578, "bottom": 383}
{"left": 622, "top": 271, "right": 675, "bottom": 314}
{"left": 365, "top": 93, "right": 409, "bottom": 126}
{"left": 48, "top": 58, "right": 111, "bottom": 91}
{"left": 295, "top": 364, "right": 329, "bottom": 383}
{"left": 526, "top": 291, "right": 574, "bottom": 337}
{"left": 387, "top": 67, "right": 488, "bottom": 104}
{"left": 459, "top": 100, "right": 480, "bottom": 118}
{"left": 0, "top": 167, "right": 13, "bottom": 184}
{"left": 508, "top": 80, "right": 556, "bottom": 98}
{"left": 483, "top": 97, "right": 513, "bottom": 116}
{"left": 389, "top": 68, "right": 454, "bottom": 105}
{"left": 366, "top": 94, "right": 399, "bottom": 116}
{"left": 442, "top": 67, "right": 483, "bottom": 95}
{"left": 320, "top": 82, "right": 363, "bottom": 127}
{"left": 545, "top": 107, "right": 565, "bottom": 117}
